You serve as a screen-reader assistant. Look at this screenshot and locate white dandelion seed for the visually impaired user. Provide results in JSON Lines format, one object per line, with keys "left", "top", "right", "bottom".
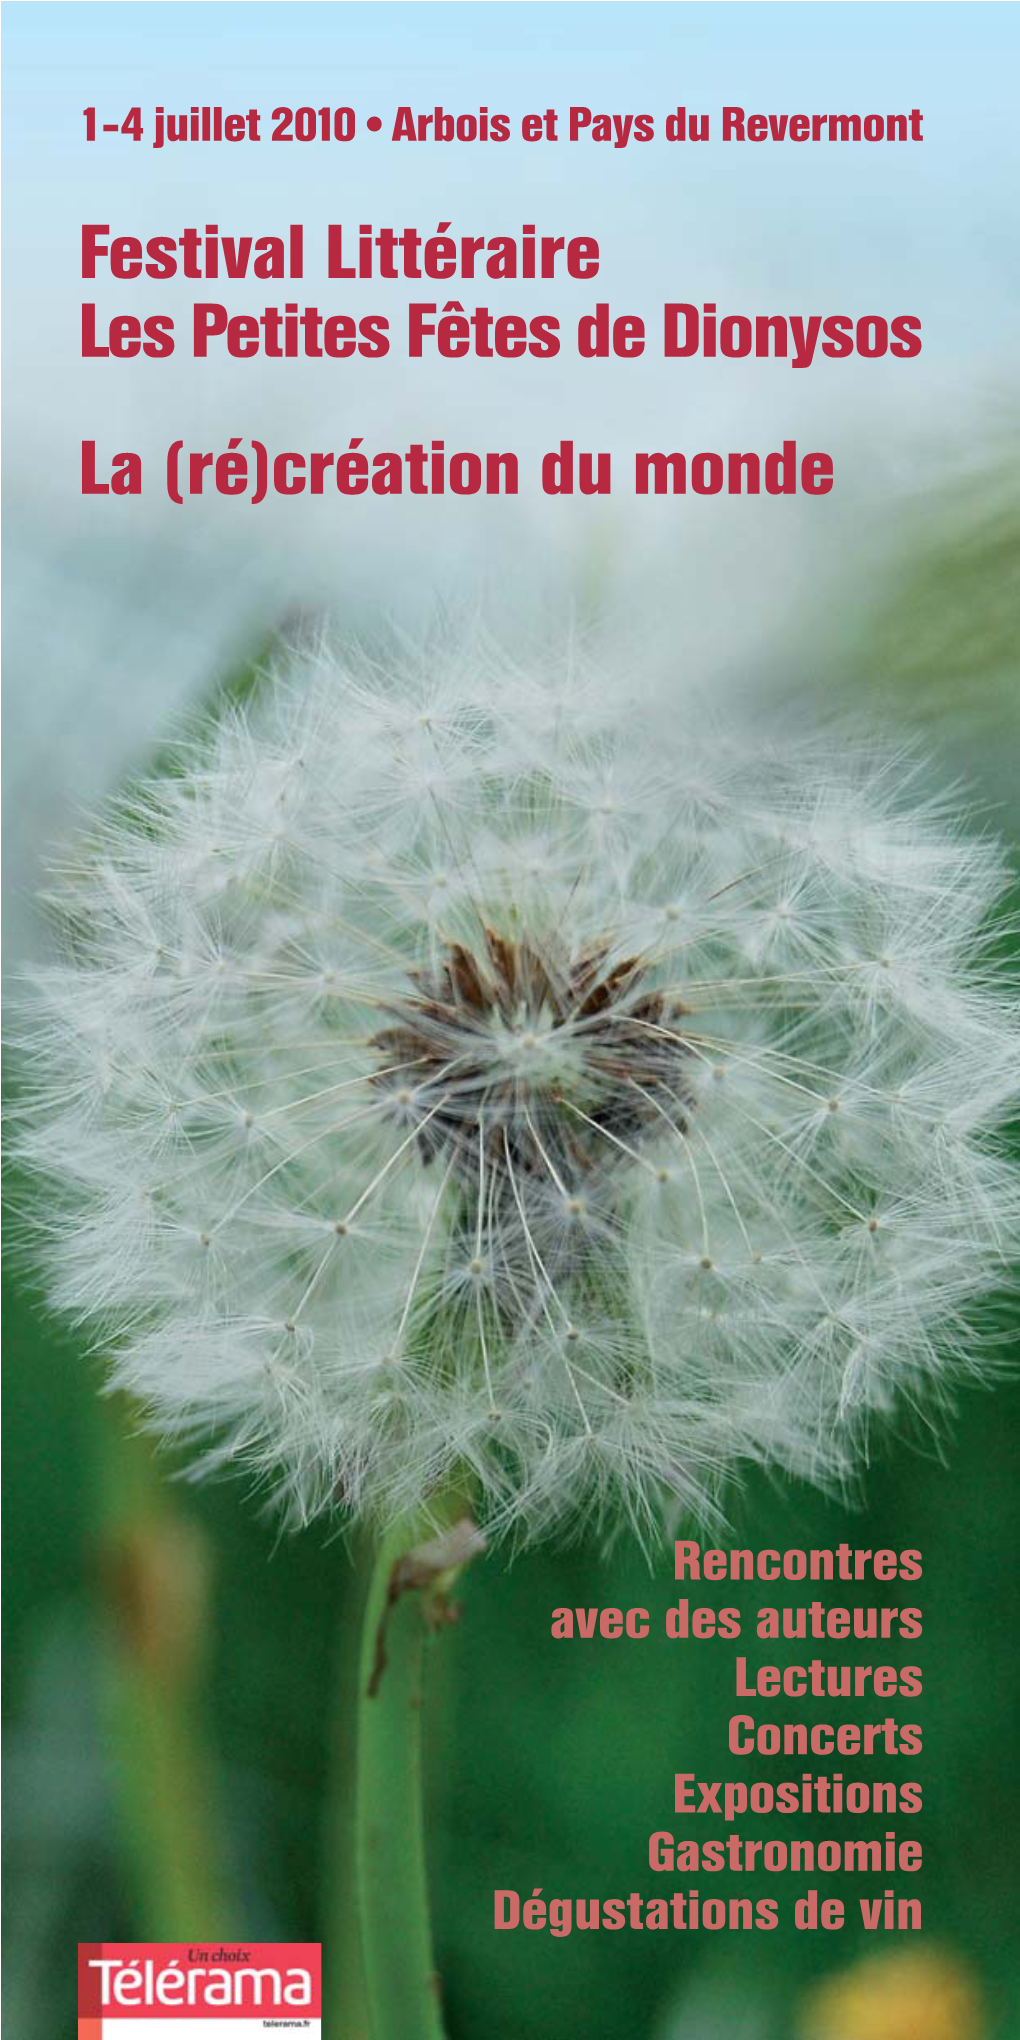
{"left": 15, "top": 639, "right": 1020, "bottom": 1543}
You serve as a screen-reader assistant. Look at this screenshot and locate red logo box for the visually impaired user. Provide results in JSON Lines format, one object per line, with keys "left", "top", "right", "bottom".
{"left": 78, "top": 1942, "right": 321, "bottom": 2026}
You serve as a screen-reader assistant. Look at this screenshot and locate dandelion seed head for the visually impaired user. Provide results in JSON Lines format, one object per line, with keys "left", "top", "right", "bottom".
{"left": 15, "top": 638, "right": 1020, "bottom": 1542}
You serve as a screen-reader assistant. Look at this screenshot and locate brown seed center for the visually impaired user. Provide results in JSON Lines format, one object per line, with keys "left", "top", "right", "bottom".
{"left": 371, "top": 929, "right": 690, "bottom": 1188}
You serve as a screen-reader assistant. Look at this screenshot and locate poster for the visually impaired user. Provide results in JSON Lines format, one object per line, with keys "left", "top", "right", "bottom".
{"left": 3, "top": 6, "right": 1019, "bottom": 2037}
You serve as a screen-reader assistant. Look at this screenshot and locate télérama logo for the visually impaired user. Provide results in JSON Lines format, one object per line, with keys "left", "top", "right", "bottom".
{"left": 77, "top": 1943, "right": 322, "bottom": 2036}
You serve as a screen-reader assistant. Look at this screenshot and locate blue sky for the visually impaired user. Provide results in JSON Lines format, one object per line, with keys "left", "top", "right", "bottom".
{"left": 4, "top": 2, "right": 1018, "bottom": 951}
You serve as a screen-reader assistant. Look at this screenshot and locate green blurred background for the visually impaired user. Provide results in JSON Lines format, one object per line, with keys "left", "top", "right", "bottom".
{"left": 3, "top": 469, "right": 1019, "bottom": 2040}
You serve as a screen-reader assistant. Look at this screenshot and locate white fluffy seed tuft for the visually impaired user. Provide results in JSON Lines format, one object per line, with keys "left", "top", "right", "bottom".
{"left": 15, "top": 639, "right": 1020, "bottom": 1543}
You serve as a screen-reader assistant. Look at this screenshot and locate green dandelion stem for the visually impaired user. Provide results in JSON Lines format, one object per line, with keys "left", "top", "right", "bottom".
{"left": 351, "top": 1488, "right": 482, "bottom": 2040}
